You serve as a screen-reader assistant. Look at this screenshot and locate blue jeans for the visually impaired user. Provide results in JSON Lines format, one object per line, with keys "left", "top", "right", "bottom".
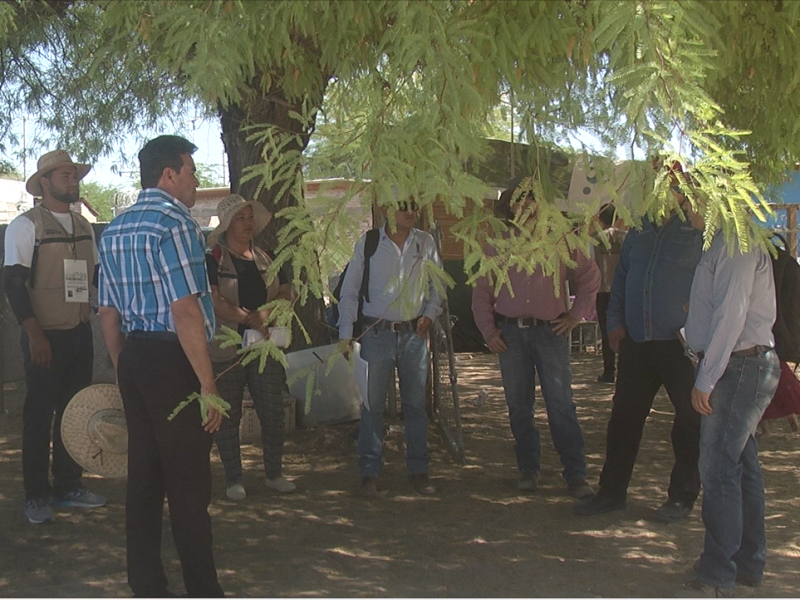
{"left": 497, "top": 322, "right": 587, "bottom": 483}
{"left": 358, "top": 328, "right": 430, "bottom": 477}
{"left": 696, "top": 351, "right": 780, "bottom": 590}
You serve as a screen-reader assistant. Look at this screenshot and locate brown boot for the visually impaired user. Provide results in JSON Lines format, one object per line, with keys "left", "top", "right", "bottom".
{"left": 409, "top": 473, "right": 436, "bottom": 495}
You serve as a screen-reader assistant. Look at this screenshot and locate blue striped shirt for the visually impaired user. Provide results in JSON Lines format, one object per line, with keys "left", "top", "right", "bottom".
{"left": 97, "top": 188, "right": 215, "bottom": 342}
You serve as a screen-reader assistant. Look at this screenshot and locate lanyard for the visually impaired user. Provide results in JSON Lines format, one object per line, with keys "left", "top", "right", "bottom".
{"left": 46, "top": 208, "right": 78, "bottom": 259}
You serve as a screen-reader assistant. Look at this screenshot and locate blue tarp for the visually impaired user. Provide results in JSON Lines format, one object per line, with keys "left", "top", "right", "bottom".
{"left": 762, "top": 171, "right": 800, "bottom": 230}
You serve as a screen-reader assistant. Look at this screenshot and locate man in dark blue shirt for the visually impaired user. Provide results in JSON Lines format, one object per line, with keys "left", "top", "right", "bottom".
{"left": 576, "top": 191, "right": 704, "bottom": 522}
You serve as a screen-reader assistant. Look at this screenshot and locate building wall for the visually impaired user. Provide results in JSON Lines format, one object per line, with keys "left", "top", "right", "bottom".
{"left": 0, "top": 179, "right": 32, "bottom": 224}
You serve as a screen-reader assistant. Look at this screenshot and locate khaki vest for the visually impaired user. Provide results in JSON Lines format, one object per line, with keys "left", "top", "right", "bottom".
{"left": 208, "top": 243, "right": 280, "bottom": 362}
{"left": 24, "top": 205, "right": 94, "bottom": 330}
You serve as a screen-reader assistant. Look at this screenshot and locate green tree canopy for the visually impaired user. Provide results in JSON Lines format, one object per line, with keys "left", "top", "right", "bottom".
{"left": 3, "top": 0, "right": 800, "bottom": 342}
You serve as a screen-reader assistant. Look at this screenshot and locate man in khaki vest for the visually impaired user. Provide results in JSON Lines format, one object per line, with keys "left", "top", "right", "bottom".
{"left": 3, "top": 150, "right": 106, "bottom": 525}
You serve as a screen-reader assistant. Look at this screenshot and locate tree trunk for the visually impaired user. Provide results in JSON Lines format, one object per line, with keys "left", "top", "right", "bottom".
{"left": 219, "top": 74, "right": 330, "bottom": 349}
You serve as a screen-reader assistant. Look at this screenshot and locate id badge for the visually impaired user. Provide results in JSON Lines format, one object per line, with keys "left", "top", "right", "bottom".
{"left": 63, "top": 259, "right": 89, "bottom": 303}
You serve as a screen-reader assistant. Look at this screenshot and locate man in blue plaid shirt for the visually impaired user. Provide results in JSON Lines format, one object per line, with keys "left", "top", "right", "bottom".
{"left": 97, "top": 135, "right": 224, "bottom": 598}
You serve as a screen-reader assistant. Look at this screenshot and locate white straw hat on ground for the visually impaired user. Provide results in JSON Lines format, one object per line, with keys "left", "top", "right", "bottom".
{"left": 25, "top": 149, "right": 91, "bottom": 196}
{"left": 206, "top": 193, "right": 272, "bottom": 247}
{"left": 61, "top": 384, "right": 127, "bottom": 479}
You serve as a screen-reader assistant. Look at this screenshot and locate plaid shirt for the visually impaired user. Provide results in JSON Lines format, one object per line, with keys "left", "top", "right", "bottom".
{"left": 98, "top": 188, "right": 215, "bottom": 342}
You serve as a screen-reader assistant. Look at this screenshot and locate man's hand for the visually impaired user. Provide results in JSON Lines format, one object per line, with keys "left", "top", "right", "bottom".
{"left": 27, "top": 329, "right": 52, "bottom": 368}
{"left": 551, "top": 313, "right": 580, "bottom": 336}
{"left": 338, "top": 338, "right": 353, "bottom": 361}
{"left": 486, "top": 329, "right": 508, "bottom": 354}
{"left": 691, "top": 386, "right": 713, "bottom": 416}
{"left": 608, "top": 326, "right": 627, "bottom": 354}
{"left": 415, "top": 316, "right": 433, "bottom": 337}
{"left": 200, "top": 384, "right": 224, "bottom": 433}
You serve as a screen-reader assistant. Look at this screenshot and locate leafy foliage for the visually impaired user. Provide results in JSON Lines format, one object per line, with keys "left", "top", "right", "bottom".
{"left": 167, "top": 391, "right": 232, "bottom": 423}
{"left": 79, "top": 180, "right": 130, "bottom": 221}
{"left": 3, "top": 0, "right": 800, "bottom": 353}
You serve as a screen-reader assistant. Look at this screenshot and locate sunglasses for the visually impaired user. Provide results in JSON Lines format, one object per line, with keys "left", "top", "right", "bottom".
{"left": 396, "top": 201, "right": 419, "bottom": 212}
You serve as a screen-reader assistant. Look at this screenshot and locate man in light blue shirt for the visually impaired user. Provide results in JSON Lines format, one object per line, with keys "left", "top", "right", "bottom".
{"left": 682, "top": 232, "right": 779, "bottom": 597}
{"left": 338, "top": 198, "right": 443, "bottom": 497}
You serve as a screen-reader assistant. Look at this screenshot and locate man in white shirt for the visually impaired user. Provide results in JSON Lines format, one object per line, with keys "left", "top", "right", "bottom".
{"left": 3, "top": 150, "right": 106, "bottom": 525}
{"left": 338, "top": 198, "right": 443, "bottom": 497}
{"left": 681, "top": 229, "right": 780, "bottom": 597}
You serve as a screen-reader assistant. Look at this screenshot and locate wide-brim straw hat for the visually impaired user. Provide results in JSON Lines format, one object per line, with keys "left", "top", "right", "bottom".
{"left": 207, "top": 193, "right": 272, "bottom": 247}
{"left": 25, "top": 149, "right": 91, "bottom": 197}
{"left": 61, "top": 384, "right": 127, "bottom": 479}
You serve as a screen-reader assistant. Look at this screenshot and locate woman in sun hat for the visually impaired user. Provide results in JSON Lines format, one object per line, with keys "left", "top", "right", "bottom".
{"left": 206, "top": 193, "right": 296, "bottom": 499}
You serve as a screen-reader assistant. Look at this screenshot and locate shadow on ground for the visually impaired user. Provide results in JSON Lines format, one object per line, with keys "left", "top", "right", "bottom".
{"left": 0, "top": 353, "right": 798, "bottom": 597}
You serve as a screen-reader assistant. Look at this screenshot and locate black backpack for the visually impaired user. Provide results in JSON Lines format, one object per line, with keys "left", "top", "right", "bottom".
{"left": 771, "top": 233, "right": 800, "bottom": 363}
{"left": 331, "top": 228, "right": 380, "bottom": 337}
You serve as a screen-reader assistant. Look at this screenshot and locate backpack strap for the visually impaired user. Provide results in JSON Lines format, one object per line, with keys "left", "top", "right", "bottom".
{"left": 360, "top": 228, "right": 380, "bottom": 304}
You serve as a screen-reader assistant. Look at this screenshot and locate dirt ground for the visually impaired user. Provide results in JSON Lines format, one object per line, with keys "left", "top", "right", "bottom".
{"left": 1, "top": 352, "right": 799, "bottom": 598}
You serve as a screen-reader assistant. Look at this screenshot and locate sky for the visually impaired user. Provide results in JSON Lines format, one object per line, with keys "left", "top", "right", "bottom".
{"left": 5, "top": 115, "right": 228, "bottom": 191}
{"left": 83, "top": 118, "right": 229, "bottom": 190}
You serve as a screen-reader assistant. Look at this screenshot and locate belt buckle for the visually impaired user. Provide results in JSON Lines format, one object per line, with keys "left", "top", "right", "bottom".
{"left": 516, "top": 317, "right": 530, "bottom": 329}
{"left": 390, "top": 321, "right": 402, "bottom": 333}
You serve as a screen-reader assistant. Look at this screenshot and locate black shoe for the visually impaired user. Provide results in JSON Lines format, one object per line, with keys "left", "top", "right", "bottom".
{"left": 596, "top": 372, "right": 615, "bottom": 384}
{"left": 693, "top": 558, "right": 761, "bottom": 588}
{"left": 574, "top": 490, "right": 626, "bottom": 516}
{"left": 409, "top": 473, "right": 436, "bottom": 495}
{"left": 653, "top": 499, "right": 693, "bottom": 523}
{"left": 517, "top": 471, "right": 539, "bottom": 492}
{"left": 358, "top": 476, "right": 378, "bottom": 498}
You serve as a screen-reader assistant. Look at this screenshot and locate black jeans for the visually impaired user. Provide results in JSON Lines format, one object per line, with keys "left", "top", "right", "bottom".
{"left": 595, "top": 292, "right": 616, "bottom": 376}
{"left": 118, "top": 338, "right": 223, "bottom": 598}
{"left": 598, "top": 337, "right": 701, "bottom": 504}
{"left": 21, "top": 321, "right": 92, "bottom": 501}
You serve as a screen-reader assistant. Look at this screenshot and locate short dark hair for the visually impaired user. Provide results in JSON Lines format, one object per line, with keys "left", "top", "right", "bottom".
{"left": 598, "top": 203, "right": 616, "bottom": 229}
{"left": 138, "top": 135, "right": 198, "bottom": 189}
{"left": 495, "top": 175, "right": 532, "bottom": 220}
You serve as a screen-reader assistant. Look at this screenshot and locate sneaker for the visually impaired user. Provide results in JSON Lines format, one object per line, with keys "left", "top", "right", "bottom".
{"left": 677, "top": 579, "right": 734, "bottom": 598}
{"left": 226, "top": 483, "right": 247, "bottom": 501}
{"left": 567, "top": 477, "right": 595, "bottom": 500}
{"left": 409, "top": 473, "right": 436, "bottom": 495}
{"left": 574, "top": 490, "right": 627, "bottom": 516}
{"left": 693, "top": 559, "right": 761, "bottom": 588}
{"left": 50, "top": 487, "right": 107, "bottom": 508}
{"left": 517, "top": 472, "right": 539, "bottom": 492}
{"left": 358, "top": 476, "right": 378, "bottom": 498}
{"left": 265, "top": 476, "right": 296, "bottom": 493}
{"left": 596, "top": 372, "right": 615, "bottom": 384}
{"left": 654, "top": 498, "right": 693, "bottom": 523}
{"left": 25, "top": 498, "right": 54, "bottom": 524}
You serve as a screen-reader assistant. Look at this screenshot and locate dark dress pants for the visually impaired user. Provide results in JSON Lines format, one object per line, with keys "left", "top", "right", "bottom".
{"left": 117, "top": 338, "right": 223, "bottom": 598}
{"left": 21, "top": 321, "right": 92, "bottom": 500}
{"left": 598, "top": 337, "right": 701, "bottom": 504}
{"left": 595, "top": 292, "right": 616, "bottom": 376}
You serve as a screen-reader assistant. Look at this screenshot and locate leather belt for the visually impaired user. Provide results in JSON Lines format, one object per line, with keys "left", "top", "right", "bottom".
{"left": 363, "top": 316, "right": 420, "bottom": 333}
{"left": 127, "top": 330, "right": 179, "bottom": 343}
{"left": 495, "top": 314, "right": 548, "bottom": 329}
{"left": 697, "top": 345, "right": 773, "bottom": 361}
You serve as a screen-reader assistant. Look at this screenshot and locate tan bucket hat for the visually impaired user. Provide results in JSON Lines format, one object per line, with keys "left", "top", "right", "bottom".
{"left": 25, "top": 149, "right": 91, "bottom": 196}
{"left": 61, "top": 384, "right": 127, "bottom": 479}
{"left": 206, "top": 193, "right": 272, "bottom": 247}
